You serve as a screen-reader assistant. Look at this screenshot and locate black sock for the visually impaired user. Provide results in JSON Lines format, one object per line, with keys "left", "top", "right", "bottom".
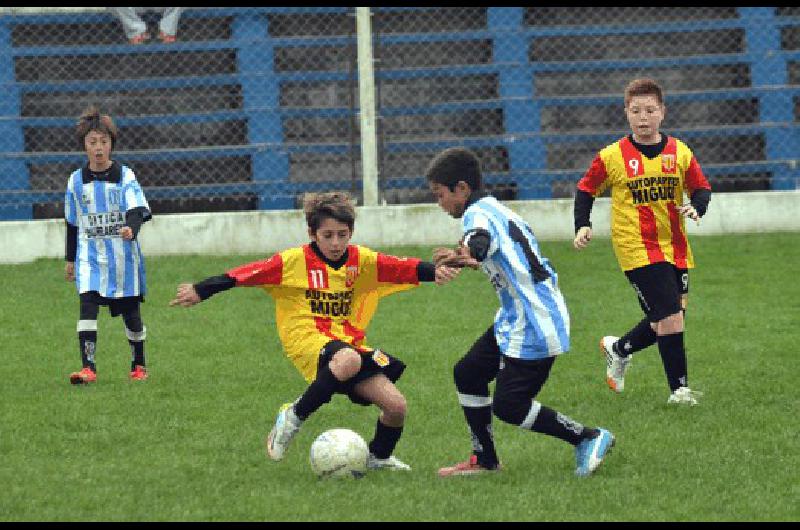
{"left": 614, "top": 318, "right": 657, "bottom": 358}
{"left": 129, "top": 341, "right": 145, "bottom": 371}
{"left": 657, "top": 332, "right": 688, "bottom": 392}
{"left": 294, "top": 365, "right": 339, "bottom": 420}
{"left": 531, "top": 406, "right": 595, "bottom": 446}
{"left": 123, "top": 311, "right": 146, "bottom": 371}
{"left": 78, "top": 331, "right": 97, "bottom": 372}
{"left": 462, "top": 405, "right": 499, "bottom": 468}
{"left": 368, "top": 420, "right": 403, "bottom": 459}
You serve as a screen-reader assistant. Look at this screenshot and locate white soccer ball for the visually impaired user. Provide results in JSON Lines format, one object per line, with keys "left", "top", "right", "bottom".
{"left": 309, "top": 428, "right": 369, "bottom": 479}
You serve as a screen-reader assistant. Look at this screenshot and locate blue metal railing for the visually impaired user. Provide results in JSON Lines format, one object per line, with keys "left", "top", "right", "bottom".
{"left": 1, "top": 7, "right": 798, "bottom": 219}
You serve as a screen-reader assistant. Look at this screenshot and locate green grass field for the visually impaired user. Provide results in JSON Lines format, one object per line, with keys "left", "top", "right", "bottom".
{"left": 1, "top": 232, "right": 798, "bottom": 521}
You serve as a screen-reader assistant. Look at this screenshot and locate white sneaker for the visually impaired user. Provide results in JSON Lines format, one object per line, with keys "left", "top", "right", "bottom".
{"left": 367, "top": 453, "right": 411, "bottom": 471}
{"left": 266, "top": 402, "right": 302, "bottom": 460}
{"left": 600, "top": 336, "right": 630, "bottom": 393}
{"left": 667, "top": 386, "right": 702, "bottom": 406}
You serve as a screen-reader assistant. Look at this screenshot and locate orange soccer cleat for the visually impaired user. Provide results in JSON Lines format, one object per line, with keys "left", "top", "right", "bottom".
{"left": 69, "top": 367, "right": 97, "bottom": 385}
{"left": 437, "top": 454, "right": 501, "bottom": 477}
{"left": 129, "top": 365, "right": 148, "bottom": 381}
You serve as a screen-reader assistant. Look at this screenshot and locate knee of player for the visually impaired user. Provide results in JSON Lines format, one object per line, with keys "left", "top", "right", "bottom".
{"left": 492, "top": 395, "right": 526, "bottom": 426}
{"left": 657, "top": 311, "right": 684, "bottom": 333}
{"left": 382, "top": 393, "right": 407, "bottom": 422}
{"left": 330, "top": 348, "right": 362, "bottom": 380}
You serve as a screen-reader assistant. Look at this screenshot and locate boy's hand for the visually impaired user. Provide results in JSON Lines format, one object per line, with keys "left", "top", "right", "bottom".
{"left": 65, "top": 262, "right": 75, "bottom": 281}
{"left": 170, "top": 283, "right": 201, "bottom": 307}
{"left": 119, "top": 226, "right": 134, "bottom": 240}
{"left": 452, "top": 245, "right": 480, "bottom": 269}
{"left": 434, "top": 265, "right": 460, "bottom": 285}
{"left": 677, "top": 203, "right": 700, "bottom": 224}
{"left": 433, "top": 247, "right": 458, "bottom": 267}
{"left": 573, "top": 226, "right": 593, "bottom": 250}
{"left": 432, "top": 245, "right": 479, "bottom": 269}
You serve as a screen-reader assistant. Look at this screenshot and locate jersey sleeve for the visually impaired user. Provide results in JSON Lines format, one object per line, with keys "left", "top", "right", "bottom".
{"left": 577, "top": 154, "right": 611, "bottom": 197}
{"left": 350, "top": 249, "right": 418, "bottom": 331}
{"left": 122, "top": 168, "right": 151, "bottom": 216}
{"left": 464, "top": 209, "right": 498, "bottom": 257}
{"left": 64, "top": 175, "right": 78, "bottom": 226}
{"left": 226, "top": 253, "right": 284, "bottom": 287}
{"left": 376, "top": 253, "right": 422, "bottom": 285}
{"left": 684, "top": 156, "right": 711, "bottom": 195}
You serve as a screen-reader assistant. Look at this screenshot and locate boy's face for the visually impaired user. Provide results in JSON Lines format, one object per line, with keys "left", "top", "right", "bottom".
{"left": 84, "top": 130, "right": 112, "bottom": 168}
{"left": 309, "top": 217, "right": 352, "bottom": 262}
{"left": 625, "top": 94, "right": 665, "bottom": 143}
{"left": 429, "top": 181, "right": 471, "bottom": 219}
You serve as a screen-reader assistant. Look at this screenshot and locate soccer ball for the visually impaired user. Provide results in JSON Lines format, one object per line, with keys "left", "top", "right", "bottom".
{"left": 309, "top": 428, "right": 368, "bottom": 479}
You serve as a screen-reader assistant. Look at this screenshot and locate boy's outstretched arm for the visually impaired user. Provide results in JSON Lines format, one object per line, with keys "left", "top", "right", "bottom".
{"left": 170, "top": 274, "right": 236, "bottom": 307}
{"left": 171, "top": 254, "right": 283, "bottom": 307}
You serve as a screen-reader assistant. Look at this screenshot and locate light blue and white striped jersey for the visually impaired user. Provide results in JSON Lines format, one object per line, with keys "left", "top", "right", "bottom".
{"left": 64, "top": 162, "right": 149, "bottom": 298}
{"left": 463, "top": 195, "right": 570, "bottom": 359}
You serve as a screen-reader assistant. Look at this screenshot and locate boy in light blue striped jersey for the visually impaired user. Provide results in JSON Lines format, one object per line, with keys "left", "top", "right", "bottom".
{"left": 64, "top": 107, "right": 151, "bottom": 384}
{"left": 427, "top": 147, "right": 614, "bottom": 477}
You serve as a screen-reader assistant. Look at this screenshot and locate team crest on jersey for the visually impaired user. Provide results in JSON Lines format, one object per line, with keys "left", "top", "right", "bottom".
{"left": 345, "top": 265, "right": 360, "bottom": 287}
{"left": 661, "top": 154, "right": 676, "bottom": 173}
{"left": 372, "top": 350, "right": 390, "bottom": 367}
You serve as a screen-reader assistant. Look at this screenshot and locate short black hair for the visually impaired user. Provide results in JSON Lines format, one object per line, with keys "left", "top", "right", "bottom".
{"left": 425, "top": 147, "right": 482, "bottom": 191}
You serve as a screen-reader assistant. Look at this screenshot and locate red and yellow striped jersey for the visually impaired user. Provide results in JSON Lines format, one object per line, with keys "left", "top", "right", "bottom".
{"left": 226, "top": 244, "right": 421, "bottom": 382}
{"left": 578, "top": 136, "right": 711, "bottom": 271}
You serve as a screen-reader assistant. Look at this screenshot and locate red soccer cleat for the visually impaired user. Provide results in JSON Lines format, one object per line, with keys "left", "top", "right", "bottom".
{"left": 129, "top": 365, "right": 148, "bottom": 381}
{"left": 69, "top": 367, "right": 97, "bottom": 385}
{"left": 437, "top": 455, "right": 501, "bottom": 477}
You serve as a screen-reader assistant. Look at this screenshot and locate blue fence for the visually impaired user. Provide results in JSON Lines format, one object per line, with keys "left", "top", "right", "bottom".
{"left": 1, "top": 6, "right": 799, "bottom": 220}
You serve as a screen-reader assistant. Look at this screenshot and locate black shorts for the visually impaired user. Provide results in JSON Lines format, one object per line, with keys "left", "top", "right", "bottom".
{"left": 79, "top": 291, "right": 143, "bottom": 318}
{"left": 624, "top": 262, "right": 688, "bottom": 323}
{"left": 317, "top": 340, "right": 406, "bottom": 407}
{"left": 461, "top": 326, "right": 555, "bottom": 402}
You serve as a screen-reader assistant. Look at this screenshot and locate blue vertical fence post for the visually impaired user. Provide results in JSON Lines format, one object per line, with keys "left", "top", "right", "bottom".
{"left": 0, "top": 18, "right": 31, "bottom": 220}
{"left": 488, "top": 7, "right": 547, "bottom": 199}
{"left": 739, "top": 7, "right": 797, "bottom": 190}
{"left": 232, "top": 10, "right": 292, "bottom": 210}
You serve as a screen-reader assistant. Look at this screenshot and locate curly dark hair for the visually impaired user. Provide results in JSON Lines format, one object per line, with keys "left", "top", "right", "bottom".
{"left": 75, "top": 106, "right": 117, "bottom": 150}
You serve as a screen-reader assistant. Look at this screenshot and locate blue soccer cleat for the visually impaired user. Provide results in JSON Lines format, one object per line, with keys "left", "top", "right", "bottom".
{"left": 575, "top": 428, "right": 615, "bottom": 477}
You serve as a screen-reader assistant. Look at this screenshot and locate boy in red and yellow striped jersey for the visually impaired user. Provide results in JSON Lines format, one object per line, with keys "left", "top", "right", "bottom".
{"left": 170, "top": 192, "right": 459, "bottom": 470}
{"left": 573, "top": 78, "right": 711, "bottom": 405}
